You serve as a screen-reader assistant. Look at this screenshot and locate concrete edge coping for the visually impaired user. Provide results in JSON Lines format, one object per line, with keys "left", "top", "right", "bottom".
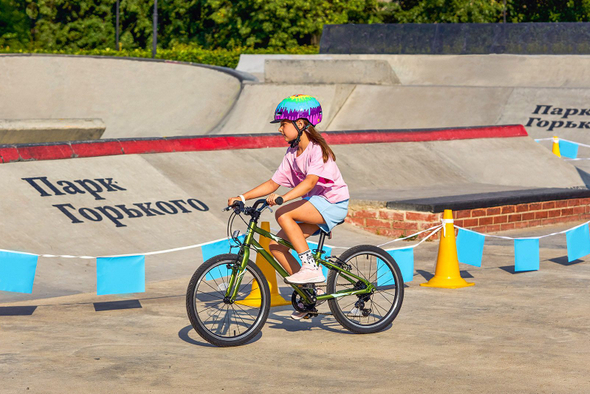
{"left": 0, "top": 124, "right": 526, "bottom": 163}
{"left": 383, "top": 187, "right": 590, "bottom": 213}
{"left": 0, "top": 53, "right": 258, "bottom": 83}
{"left": 264, "top": 58, "right": 400, "bottom": 85}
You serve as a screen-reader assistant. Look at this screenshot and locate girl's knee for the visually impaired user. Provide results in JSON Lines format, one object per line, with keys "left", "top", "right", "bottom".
{"left": 275, "top": 209, "right": 290, "bottom": 225}
{"left": 269, "top": 242, "right": 287, "bottom": 255}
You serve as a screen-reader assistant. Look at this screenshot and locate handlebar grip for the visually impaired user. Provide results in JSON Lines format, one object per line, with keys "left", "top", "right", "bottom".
{"left": 275, "top": 196, "right": 284, "bottom": 205}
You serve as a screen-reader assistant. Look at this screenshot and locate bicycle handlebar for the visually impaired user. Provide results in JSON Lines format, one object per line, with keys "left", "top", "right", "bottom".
{"left": 224, "top": 196, "right": 284, "bottom": 214}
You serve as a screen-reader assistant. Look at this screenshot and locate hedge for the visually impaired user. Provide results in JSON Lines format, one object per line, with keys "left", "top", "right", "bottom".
{"left": 0, "top": 45, "right": 319, "bottom": 69}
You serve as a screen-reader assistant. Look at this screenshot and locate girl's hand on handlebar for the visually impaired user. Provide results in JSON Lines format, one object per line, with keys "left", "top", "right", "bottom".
{"left": 228, "top": 197, "right": 241, "bottom": 207}
{"left": 266, "top": 193, "right": 283, "bottom": 206}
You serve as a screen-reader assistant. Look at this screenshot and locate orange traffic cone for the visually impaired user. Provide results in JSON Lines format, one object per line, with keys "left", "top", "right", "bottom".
{"left": 552, "top": 136, "right": 561, "bottom": 157}
{"left": 421, "top": 209, "right": 474, "bottom": 289}
{"left": 236, "top": 221, "right": 291, "bottom": 307}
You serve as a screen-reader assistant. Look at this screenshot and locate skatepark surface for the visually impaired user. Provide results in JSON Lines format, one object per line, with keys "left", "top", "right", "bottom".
{"left": 1, "top": 53, "right": 590, "bottom": 392}
{"left": 2, "top": 223, "right": 589, "bottom": 393}
{"left": 1, "top": 141, "right": 589, "bottom": 393}
{"left": 0, "top": 134, "right": 586, "bottom": 303}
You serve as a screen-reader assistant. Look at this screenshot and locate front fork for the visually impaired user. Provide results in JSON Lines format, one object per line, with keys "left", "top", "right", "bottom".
{"left": 223, "top": 245, "right": 252, "bottom": 303}
{"left": 224, "top": 217, "right": 267, "bottom": 302}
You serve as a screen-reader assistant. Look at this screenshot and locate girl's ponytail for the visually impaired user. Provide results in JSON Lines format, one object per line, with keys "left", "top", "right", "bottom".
{"left": 303, "top": 120, "right": 336, "bottom": 163}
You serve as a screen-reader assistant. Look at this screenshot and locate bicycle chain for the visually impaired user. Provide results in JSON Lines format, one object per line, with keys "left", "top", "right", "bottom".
{"left": 291, "top": 284, "right": 335, "bottom": 318}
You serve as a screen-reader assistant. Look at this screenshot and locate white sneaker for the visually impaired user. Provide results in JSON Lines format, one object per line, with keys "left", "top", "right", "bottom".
{"left": 290, "top": 288, "right": 324, "bottom": 320}
{"left": 285, "top": 264, "right": 325, "bottom": 284}
{"left": 290, "top": 309, "right": 310, "bottom": 320}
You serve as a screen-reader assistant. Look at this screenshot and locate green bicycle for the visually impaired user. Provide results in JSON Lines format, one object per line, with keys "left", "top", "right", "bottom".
{"left": 186, "top": 198, "right": 404, "bottom": 347}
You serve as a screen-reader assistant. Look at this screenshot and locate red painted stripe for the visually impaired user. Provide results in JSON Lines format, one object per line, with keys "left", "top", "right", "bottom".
{"left": 120, "top": 139, "right": 175, "bottom": 155}
{"left": 71, "top": 141, "right": 123, "bottom": 158}
{"left": 323, "top": 125, "right": 528, "bottom": 145}
{"left": 0, "top": 125, "right": 527, "bottom": 163}
{"left": 17, "top": 144, "right": 74, "bottom": 161}
{"left": 0, "top": 147, "right": 20, "bottom": 163}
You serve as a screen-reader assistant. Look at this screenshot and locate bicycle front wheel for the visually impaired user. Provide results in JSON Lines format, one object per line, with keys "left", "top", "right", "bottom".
{"left": 186, "top": 253, "right": 271, "bottom": 347}
{"left": 327, "top": 245, "right": 404, "bottom": 334}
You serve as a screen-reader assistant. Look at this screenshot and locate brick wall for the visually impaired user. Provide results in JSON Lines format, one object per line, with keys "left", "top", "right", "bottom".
{"left": 346, "top": 198, "right": 590, "bottom": 239}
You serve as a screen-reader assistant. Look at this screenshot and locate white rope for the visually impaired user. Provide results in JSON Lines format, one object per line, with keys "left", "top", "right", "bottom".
{"left": 455, "top": 220, "right": 590, "bottom": 240}
{"left": 383, "top": 226, "right": 442, "bottom": 251}
{"left": 535, "top": 137, "right": 590, "bottom": 160}
{"left": 1, "top": 236, "right": 239, "bottom": 260}
{"left": 270, "top": 224, "right": 443, "bottom": 250}
{"left": 557, "top": 138, "right": 590, "bottom": 149}
{"left": 3, "top": 222, "right": 443, "bottom": 259}
{"left": 377, "top": 224, "right": 442, "bottom": 247}
{"left": 10, "top": 215, "right": 587, "bottom": 259}
{"left": 0, "top": 248, "right": 39, "bottom": 257}
{"left": 536, "top": 137, "right": 590, "bottom": 150}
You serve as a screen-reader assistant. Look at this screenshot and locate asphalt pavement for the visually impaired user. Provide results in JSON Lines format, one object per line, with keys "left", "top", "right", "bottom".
{"left": 2, "top": 223, "right": 588, "bottom": 393}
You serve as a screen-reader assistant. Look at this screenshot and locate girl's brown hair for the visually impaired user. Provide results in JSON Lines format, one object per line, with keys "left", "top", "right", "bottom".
{"left": 302, "top": 120, "right": 336, "bottom": 163}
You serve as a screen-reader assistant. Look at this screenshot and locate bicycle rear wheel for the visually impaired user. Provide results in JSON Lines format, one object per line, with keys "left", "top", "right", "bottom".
{"left": 327, "top": 245, "right": 404, "bottom": 334}
{"left": 186, "top": 253, "right": 270, "bottom": 347}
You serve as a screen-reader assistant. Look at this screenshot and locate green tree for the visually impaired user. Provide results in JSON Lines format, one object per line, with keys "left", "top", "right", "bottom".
{"left": 507, "top": 0, "right": 590, "bottom": 22}
{"left": 25, "top": 0, "right": 115, "bottom": 50}
{"left": 117, "top": 0, "right": 153, "bottom": 49}
{"left": 159, "top": 0, "right": 382, "bottom": 49}
{"left": 7, "top": 0, "right": 590, "bottom": 53}
{"left": 0, "top": 0, "right": 30, "bottom": 48}
{"left": 381, "top": 0, "right": 590, "bottom": 23}
{"left": 382, "top": 0, "right": 505, "bottom": 23}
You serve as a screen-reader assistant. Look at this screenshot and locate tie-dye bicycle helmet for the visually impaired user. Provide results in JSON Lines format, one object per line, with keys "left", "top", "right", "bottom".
{"left": 270, "top": 94, "right": 323, "bottom": 126}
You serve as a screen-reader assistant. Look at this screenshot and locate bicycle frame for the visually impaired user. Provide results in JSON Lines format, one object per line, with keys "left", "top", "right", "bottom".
{"left": 225, "top": 214, "right": 376, "bottom": 305}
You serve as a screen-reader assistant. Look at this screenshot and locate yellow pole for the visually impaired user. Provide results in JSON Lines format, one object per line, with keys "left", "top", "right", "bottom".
{"left": 421, "top": 210, "right": 474, "bottom": 289}
{"left": 235, "top": 221, "right": 291, "bottom": 307}
{"left": 552, "top": 136, "right": 561, "bottom": 157}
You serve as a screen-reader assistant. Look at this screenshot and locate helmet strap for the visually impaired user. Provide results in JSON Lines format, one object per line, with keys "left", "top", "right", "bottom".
{"left": 288, "top": 121, "right": 309, "bottom": 148}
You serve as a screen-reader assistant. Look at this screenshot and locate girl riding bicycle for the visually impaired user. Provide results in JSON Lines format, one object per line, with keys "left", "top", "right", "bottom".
{"left": 228, "top": 95, "right": 350, "bottom": 317}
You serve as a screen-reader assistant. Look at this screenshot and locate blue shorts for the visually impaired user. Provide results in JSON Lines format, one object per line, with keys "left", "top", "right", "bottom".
{"left": 303, "top": 196, "right": 349, "bottom": 234}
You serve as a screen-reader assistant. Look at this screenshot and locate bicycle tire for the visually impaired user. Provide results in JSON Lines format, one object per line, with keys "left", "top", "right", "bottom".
{"left": 186, "top": 254, "right": 271, "bottom": 347}
{"left": 327, "top": 245, "right": 404, "bottom": 334}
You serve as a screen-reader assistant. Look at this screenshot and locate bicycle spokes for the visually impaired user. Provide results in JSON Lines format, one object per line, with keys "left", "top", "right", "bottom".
{"left": 187, "top": 258, "right": 270, "bottom": 345}
{"left": 327, "top": 246, "right": 404, "bottom": 333}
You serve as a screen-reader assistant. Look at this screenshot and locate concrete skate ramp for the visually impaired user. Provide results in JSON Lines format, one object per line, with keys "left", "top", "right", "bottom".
{"left": 234, "top": 54, "right": 590, "bottom": 146}
{"left": 0, "top": 129, "right": 586, "bottom": 302}
{"left": 0, "top": 119, "right": 105, "bottom": 144}
{"left": 237, "top": 53, "right": 590, "bottom": 87}
{"left": 211, "top": 83, "right": 356, "bottom": 134}
{"left": 264, "top": 59, "right": 400, "bottom": 85}
{"left": 0, "top": 55, "right": 243, "bottom": 139}
{"left": 5, "top": 53, "right": 590, "bottom": 146}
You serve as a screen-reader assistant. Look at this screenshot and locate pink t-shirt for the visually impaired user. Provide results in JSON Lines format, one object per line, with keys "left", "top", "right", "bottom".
{"left": 272, "top": 142, "right": 349, "bottom": 204}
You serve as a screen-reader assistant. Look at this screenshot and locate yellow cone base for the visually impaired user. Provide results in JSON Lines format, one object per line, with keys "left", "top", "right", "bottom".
{"left": 235, "top": 221, "right": 291, "bottom": 308}
{"left": 420, "top": 276, "right": 474, "bottom": 289}
{"left": 235, "top": 293, "right": 290, "bottom": 308}
{"left": 552, "top": 136, "right": 561, "bottom": 157}
{"left": 269, "top": 293, "right": 291, "bottom": 307}
{"left": 422, "top": 209, "right": 475, "bottom": 289}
